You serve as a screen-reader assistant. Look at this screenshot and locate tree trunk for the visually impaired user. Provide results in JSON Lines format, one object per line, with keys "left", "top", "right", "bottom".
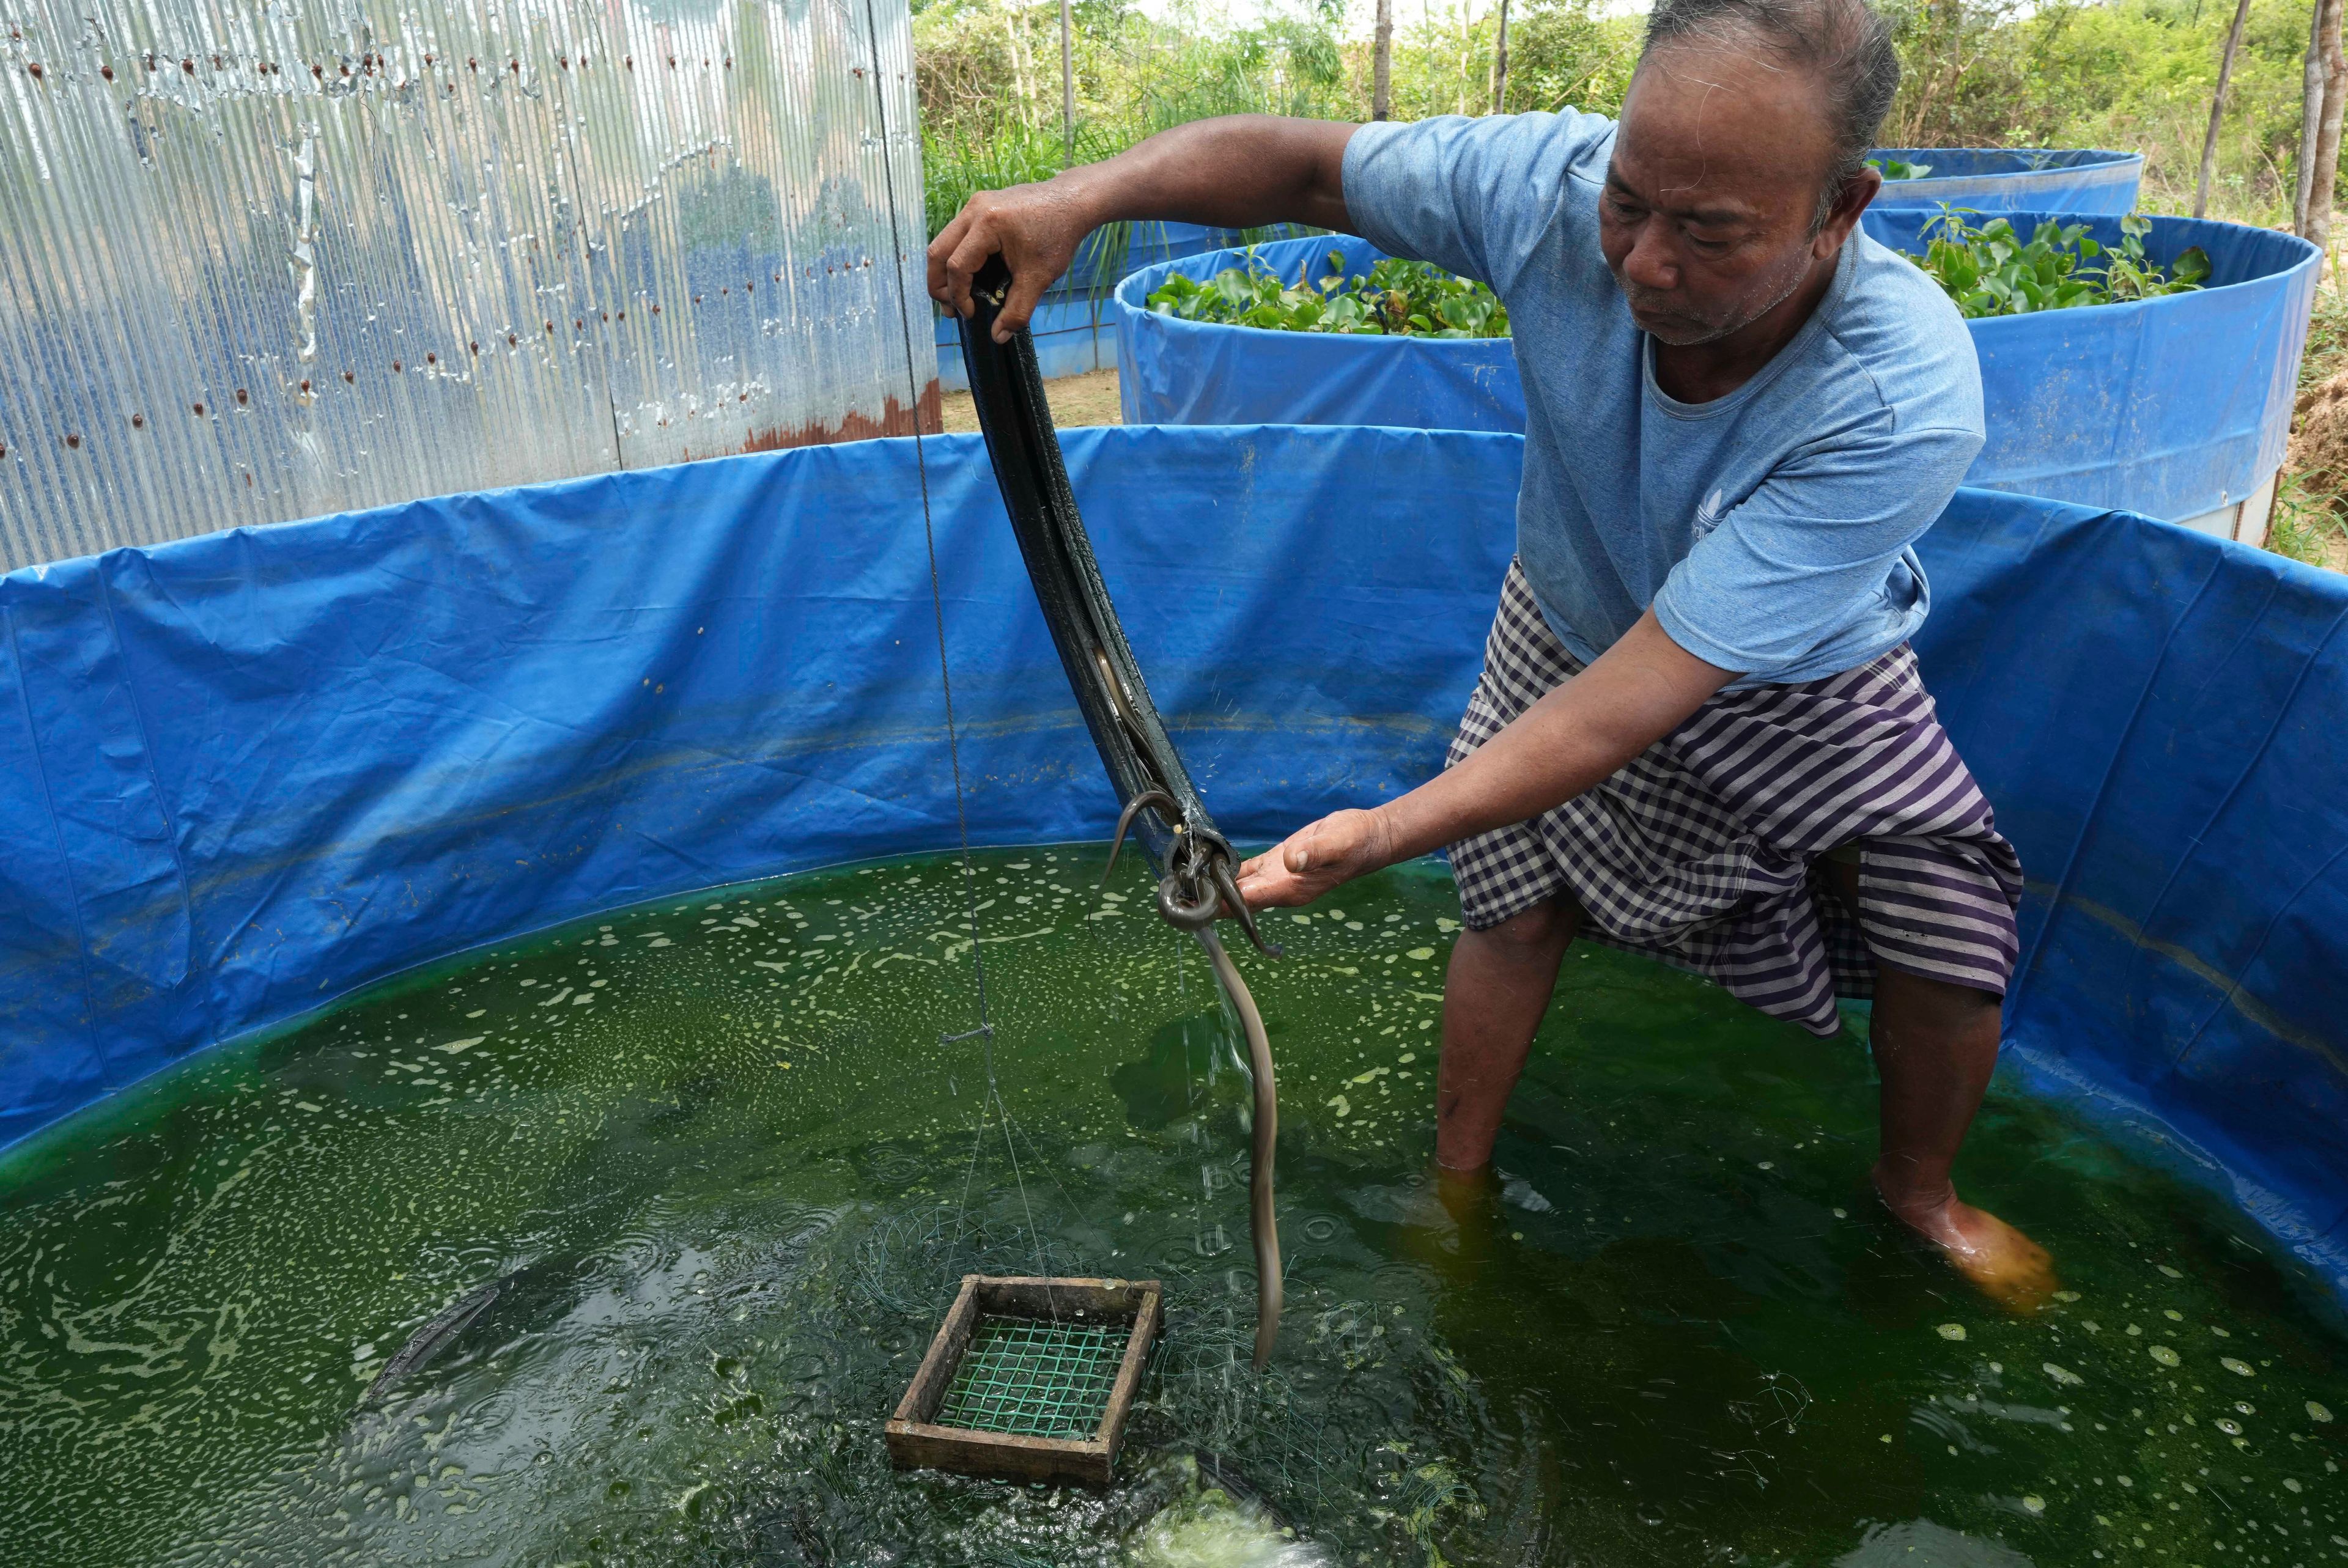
{"left": 2300, "top": 0, "right": 2327, "bottom": 232}
{"left": 1003, "top": 6, "right": 1033, "bottom": 130}
{"left": 1058, "top": 0, "right": 1075, "bottom": 167}
{"left": 2195, "top": 0, "right": 2257, "bottom": 218}
{"left": 1490, "top": 0, "right": 1511, "bottom": 113}
{"left": 1373, "top": 0, "right": 1394, "bottom": 120}
{"left": 1455, "top": 3, "right": 1467, "bottom": 115}
{"left": 2311, "top": 0, "right": 2348, "bottom": 254}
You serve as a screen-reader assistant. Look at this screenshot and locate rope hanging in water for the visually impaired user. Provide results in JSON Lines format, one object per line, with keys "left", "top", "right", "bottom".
{"left": 954, "top": 257, "right": 1285, "bottom": 1369}
{"left": 859, "top": 14, "right": 1063, "bottom": 1297}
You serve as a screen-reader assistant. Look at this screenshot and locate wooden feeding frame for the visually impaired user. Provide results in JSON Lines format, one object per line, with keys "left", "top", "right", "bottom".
{"left": 885, "top": 1275, "right": 1162, "bottom": 1487}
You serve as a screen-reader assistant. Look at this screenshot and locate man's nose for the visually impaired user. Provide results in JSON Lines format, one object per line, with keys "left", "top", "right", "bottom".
{"left": 1621, "top": 220, "right": 1678, "bottom": 292}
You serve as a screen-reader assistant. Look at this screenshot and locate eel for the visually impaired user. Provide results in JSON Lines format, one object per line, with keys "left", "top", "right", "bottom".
{"left": 1199, "top": 927, "right": 1282, "bottom": 1371}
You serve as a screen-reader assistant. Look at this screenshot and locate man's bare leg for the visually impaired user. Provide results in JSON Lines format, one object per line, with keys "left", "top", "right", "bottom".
{"left": 1867, "top": 962, "right": 2058, "bottom": 1310}
{"left": 1434, "top": 896, "right": 1581, "bottom": 1174}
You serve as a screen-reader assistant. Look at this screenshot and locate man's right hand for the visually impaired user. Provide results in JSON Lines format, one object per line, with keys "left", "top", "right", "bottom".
{"left": 928, "top": 177, "right": 1099, "bottom": 344}
{"left": 1235, "top": 807, "right": 1401, "bottom": 910}
{"left": 923, "top": 116, "right": 1358, "bottom": 345}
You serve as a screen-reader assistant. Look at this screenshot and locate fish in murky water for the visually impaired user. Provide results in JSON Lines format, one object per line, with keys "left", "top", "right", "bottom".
{"left": 361, "top": 1273, "right": 515, "bottom": 1401}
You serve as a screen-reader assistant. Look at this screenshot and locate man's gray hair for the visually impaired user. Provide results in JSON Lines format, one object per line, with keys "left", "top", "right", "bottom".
{"left": 1641, "top": 0, "right": 1902, "bottom": 231}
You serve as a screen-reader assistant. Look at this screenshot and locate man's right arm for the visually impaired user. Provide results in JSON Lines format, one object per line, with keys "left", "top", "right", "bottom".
{"left": 926, "top": 116, "right": 1359, "bottom": 344}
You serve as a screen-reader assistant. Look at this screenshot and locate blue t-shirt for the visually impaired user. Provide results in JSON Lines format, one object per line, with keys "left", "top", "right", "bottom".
{"left": 1342, "top": 112, "right": 1985, "bottom": 685}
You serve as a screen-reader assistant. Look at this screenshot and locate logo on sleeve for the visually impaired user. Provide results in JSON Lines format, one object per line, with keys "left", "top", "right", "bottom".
{"left": 1692, "top": 488, "right": 1727, "bottom": 545}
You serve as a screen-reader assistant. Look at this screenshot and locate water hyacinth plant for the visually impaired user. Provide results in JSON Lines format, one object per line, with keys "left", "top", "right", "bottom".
{"left": 1907, "top": 208, "right": 2210, "bottom": 318}
{"left": 1145, "top": 249, "right": 1510, "bottom": 337}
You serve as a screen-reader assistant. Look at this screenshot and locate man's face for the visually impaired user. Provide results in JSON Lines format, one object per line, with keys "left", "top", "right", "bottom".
{"left": 1598, "top": 40, "right": 1842, "bottom": 347}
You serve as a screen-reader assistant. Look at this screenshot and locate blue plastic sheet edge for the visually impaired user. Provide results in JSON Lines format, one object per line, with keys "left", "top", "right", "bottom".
{"left": 1867, "top": 146, "right": 2144, "bottom": 212}
{"left": 1, "top": 426, "right": 2343, "bottom": 1302}
{"left": 1117, "top": 218, "right": 2316, "bottom": 526}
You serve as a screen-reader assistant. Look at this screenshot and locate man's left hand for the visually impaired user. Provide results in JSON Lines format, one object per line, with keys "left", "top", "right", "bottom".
{"left": 1234, "top": 808, "right": 1398, "bottom": 909}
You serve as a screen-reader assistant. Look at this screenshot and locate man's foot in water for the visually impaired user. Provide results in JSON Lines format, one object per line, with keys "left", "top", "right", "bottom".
{"left": 1433, "top": 1160, "right": 1503, "bottom": 1230}
{"left": 1387, "top": 1161, "right": 1504, "bottom": 1276}
{"left": 1876, "top": 1169, "right": 2058, "bottom": 1312}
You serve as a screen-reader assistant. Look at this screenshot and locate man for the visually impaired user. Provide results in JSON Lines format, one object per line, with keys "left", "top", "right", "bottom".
{"left": 931, "top": 0, "right": 2054, "bottom": 1306}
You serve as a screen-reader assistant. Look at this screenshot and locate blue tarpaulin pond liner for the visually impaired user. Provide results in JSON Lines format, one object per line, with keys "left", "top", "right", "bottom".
{"left": 1118, "top": 215, "right": 2317, "bottom": 543}
{"left": 1865, "top": 147, "right": 2145, "bottom": 213}
{"left": 1, "top": 425, "right": 2345, "bottom": 1298}
{"left": 934, "top": 221, "right": 1315, "bottom": 390}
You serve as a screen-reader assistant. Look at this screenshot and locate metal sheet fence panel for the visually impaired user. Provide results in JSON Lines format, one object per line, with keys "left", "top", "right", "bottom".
{"left": 0, "top": 0, "right": 934, "bottom": 572}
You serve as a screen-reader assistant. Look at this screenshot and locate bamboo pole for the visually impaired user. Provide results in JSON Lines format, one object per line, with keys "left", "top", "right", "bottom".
{"left": 2300, "top": 0, "right": 2327, "bottom": 231}
{"left": 1490, "top": 0, "right": 1512, "bottom": 113}
{"left": 2196, "top": 0, "right": 2256, "bottom": 218}
{"left": 1003, "top": 3, "right": 1034, "bottom": 130}
{"left": 2311, "top": 0, "right": 2348, "bottom": 256}
{"left": 1373, "top": 0, "right": 1394, "bottom": 120}
{"left": 2198, "top": 0, "right": 2254, "bottom": 220}
{"left": 1059, "top": 0, "right": 1074, "bottom": 167}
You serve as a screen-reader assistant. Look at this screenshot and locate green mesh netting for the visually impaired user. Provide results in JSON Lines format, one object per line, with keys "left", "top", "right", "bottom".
{"left": 934, "top": 1316, "right": 1127, "bottom": 1437}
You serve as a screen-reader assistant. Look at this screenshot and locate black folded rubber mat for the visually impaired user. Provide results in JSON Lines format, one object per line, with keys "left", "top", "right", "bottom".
{"left": 955, "top": 257, "right": 1272, "bottom": 955}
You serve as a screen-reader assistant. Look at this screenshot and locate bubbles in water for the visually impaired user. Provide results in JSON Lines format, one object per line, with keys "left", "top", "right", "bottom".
{"left": 1131, "top": 1485, "right": 1334, "bottom": 1567}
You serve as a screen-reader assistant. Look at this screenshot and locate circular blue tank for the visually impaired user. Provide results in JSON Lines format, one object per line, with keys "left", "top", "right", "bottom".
{"left": 1866, "top": 147, "right": 2144, "bottom": 214}
{"left": 1115, "top": 214, "right": 2316, "bottom": 542}
{"left": 0, "top": 425, "right": 2344, "bottom": 1306}
{"left": 1868, "top": 207, "right": 2317, "bottom": 541}
{"left": 1115, "top": 235, "right": 1526, "bottom": 435}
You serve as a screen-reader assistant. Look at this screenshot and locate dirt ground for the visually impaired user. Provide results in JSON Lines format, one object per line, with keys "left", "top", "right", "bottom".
{"left": 939, "top": 367, "right": 1121, "bottom": 433}
{"left": 2286, "top": 367, "right": 2348, "bottom": 572}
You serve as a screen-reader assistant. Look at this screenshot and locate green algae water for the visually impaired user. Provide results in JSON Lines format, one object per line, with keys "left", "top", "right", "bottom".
{"left": 1, "top": 850, "right": 2342, "bottom": 1567}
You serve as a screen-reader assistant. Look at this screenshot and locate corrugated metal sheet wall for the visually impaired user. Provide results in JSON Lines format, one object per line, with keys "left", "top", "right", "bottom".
{"left": 0, "top": 0, "right": 936, "bottom": 572}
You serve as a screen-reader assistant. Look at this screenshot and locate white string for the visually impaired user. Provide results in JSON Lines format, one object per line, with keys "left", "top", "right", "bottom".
{"left": 859, "top": 5, "right": 1052, "bottom": 1292}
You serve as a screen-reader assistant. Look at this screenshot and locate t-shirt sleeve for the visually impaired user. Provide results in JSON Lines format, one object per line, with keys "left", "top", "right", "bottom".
{"left": 1649, "top": 413, "right": 1983, "bottom": 678}
{"left": 1342, "top": 111, "right": 1610, "bottom": 294}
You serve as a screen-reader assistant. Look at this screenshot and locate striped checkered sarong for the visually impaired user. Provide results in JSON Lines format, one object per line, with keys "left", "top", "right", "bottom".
{"left": 1446, "top": 561, "right": 2023, "bottom": 1038}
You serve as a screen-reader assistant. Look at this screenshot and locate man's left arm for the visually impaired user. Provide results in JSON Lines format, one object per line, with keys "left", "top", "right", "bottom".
{"left": 1234, "top": 610, "right": 1737, "bottom": 907}
{"left": 1235, "top": 414, "right": 1981, "bottom": 910}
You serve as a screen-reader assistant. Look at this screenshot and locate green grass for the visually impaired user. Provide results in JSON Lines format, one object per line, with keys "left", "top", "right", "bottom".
{"left": 2266, "top": 468, "right": 2348, "bottom": 569}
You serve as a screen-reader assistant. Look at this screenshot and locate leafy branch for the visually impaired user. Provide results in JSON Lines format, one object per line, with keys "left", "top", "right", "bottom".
{"left": 1905, "top": 207, "right": 2211, "bottom": 317}
{"left": 1144, "top": 249, "right": 1510, "bottom": 337}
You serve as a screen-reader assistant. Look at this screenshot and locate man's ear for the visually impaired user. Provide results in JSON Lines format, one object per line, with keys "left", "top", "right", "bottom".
{"left": 1814, "top": 164, "right": 1883, "bottom": 257}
